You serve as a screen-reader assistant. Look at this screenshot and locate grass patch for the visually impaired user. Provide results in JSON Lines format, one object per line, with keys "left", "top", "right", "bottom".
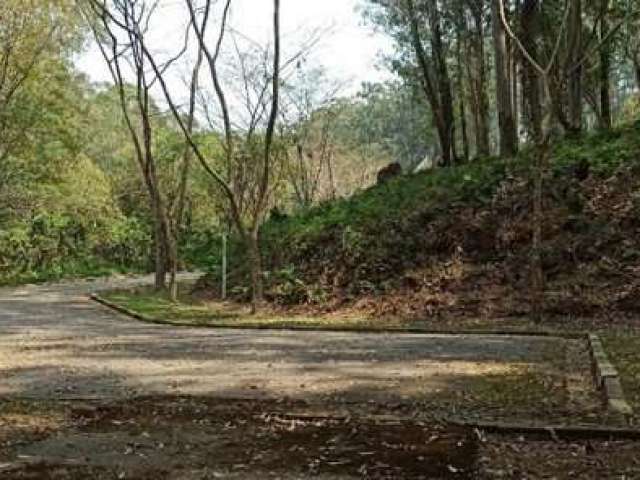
{"left": 100, "top": 283, "right": 593, "bottom": 335}
{"left": 602, "top": 332, "right": 640, "bottom": 423}
{"left": 100, "top": 286, "right": 404, "bottom": 331}
{"left": 441, "top": 369, "right": 567, "bottom": 423}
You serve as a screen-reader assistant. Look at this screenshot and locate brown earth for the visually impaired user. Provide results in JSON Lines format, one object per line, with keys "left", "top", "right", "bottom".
{"left": 0, "top": 397, "right": 479, "bottom": 479}
{"left": 1, "top": 396, "right": 639, "bottom": 479}
{"left": 249, "top": 153, "right": 640, "bottom": 326}
{"left": 0, "top": 275, "right": 631, "bottom": 478}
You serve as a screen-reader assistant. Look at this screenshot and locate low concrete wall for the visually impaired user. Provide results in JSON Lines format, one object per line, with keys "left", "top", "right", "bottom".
{"left": 588, "top": 333, "right": 633, "bottom": 424}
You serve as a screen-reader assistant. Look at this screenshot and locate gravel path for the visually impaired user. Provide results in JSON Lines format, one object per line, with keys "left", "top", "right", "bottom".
{"left": 0, "top": 275, "right": 571, "bottom": 404}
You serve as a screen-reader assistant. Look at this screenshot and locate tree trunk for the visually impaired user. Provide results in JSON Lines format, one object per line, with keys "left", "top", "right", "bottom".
{"left": 451, "top": 123, "right": 459, "bottom": 163}
{"left": 165, "top": 216, "right": 179, "bottom": 302}
{"left": 327, "top": 153, "right": 337, "bottom": 200}
{"left": 470, "top": 3, "right": 491, "bottom": 157}
{"left": 530, "top": 80, "right": 553, "bottom": 323}
{"left": 567, "top": 0, "right": 583, "bottom": 132}
{"left": 430, "top": 4, "right": 455, "bottom": 165}
{"left": 492, "top": 0, "right": 518, "bottom": 157}
{"left": 167, "top": 44, "right": 204, "bottom": 303}
{"left": 520, "top": 0, "right": 542, "bottom": 139}
{"left": 455, "top": 26, "right": 469, "bottom": 162}
{"left": 406, "top": 0, "right": 454, "bottom": 166}
{"left": 459, "top": 98, "right": 469, "bottom": 162}
{"left": 433, "top": 115, "right": 451, "bottom": 166}
{"left": 221, "top": 232, "right": 228, "bottom": 300}
{"left": 634, "top": 55, "right": 640, "bottom": 91}
{"left": 247, "top": 230, "right": 263, "bottom": 314}
{"left": 150, "top": 186, "right": 177, "bottom": 299}
{"left": 599, "top": 0, "right": 612, "bottom": 129}
{"left": 511, "top": 44, "right": 519, "bottom": 140}
{"left": 153, "top": 211, "right": 167, "bottom": 291}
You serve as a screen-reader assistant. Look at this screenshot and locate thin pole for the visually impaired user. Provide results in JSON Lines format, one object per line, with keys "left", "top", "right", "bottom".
{"left": 221, "top": 232, "right": 227, "bottom": 300}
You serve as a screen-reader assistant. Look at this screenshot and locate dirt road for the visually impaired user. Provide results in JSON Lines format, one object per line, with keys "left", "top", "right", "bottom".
{"left": 0, "top": 275, "right": 573, "bottom": 407}
{"left": 0, "top": 276, "right": 611, "bottom": 479}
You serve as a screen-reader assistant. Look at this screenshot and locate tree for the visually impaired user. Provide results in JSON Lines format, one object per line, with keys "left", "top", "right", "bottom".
{"left": 624, "top": 1, "right": 640, "bottom": 90}
{"left": 567, "top": 0, "right": 584, "bottom": 132}
{"left": 600, "top": 0, "right": 613, "bottom": 129}
{"left": 453, "top": 4, "right": 470, "bottom": 162}
{"left": 0, "top": 0, "right": 79, "bottom": 161}
{"left": 406, "top": 0, "right": 457, "bottom": 165}
{"left": 463, "top": 0, "right": 491, "bottom": 157}
{"left": 279, "top": 67, "right": 346, "bottom": 207}
{"left": 87, "top": 0, "right": 282, "bottom": 311}
{"left": 362, "top": 0, "right": 457, "bottom": 165}
{"left": 519, "top": 0, "right": 542, "bottom": 140}
{"left": 0, "top": 1, "right": 85, "bottom": 228}
{"left": 83, "top": 0, "right": 192, "bottom": 299}
{"left": 497, "top": 0, "right": 571, "bottom": 322}
{"left": 492, "top": 0, "right": 518, "bottom": 156}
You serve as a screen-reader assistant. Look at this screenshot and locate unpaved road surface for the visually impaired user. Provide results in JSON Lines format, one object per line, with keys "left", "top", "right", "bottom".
{"left": 0, "top": 275, "right": 583, "bottom": 408}
{"left": 0, "top": 276, "right": 615, "bottom": 479}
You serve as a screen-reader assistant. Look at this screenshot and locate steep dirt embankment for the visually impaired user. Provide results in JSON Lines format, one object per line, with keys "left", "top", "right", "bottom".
{"left": 207, "top": 124, "right": 640, "bottom": 323}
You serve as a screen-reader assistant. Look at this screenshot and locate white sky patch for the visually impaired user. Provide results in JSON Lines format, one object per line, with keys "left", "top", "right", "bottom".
{"left": 75, "top": 0, "right": 394, "bottom": 97}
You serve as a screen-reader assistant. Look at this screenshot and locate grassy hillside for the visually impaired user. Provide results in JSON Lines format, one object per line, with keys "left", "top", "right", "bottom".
{"left": 208, "top": 123, "right": 640, "bottom": 322}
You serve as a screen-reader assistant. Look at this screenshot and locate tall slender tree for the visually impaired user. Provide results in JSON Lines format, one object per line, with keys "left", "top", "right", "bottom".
{"left": 87, "top": 0, "right": 282, "bottom": 311}
{"left": 567, "top": 0, "right": 584, "bottom": 132}
{"left": 600, "top": 0, "right": 613, "bottom": 129}
{"left": 465, "top": 0, "right": 491, "bottom": 157}
{"left": 498, "top": 0, "right": 571, "bottom": 322}
{"left": 492, "top": 0, "right": 519, "bottom": 156}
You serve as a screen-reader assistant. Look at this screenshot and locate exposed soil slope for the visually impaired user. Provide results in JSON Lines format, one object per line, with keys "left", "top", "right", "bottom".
{"left": 203, "top": 124, "right": 640, "bottom": 324}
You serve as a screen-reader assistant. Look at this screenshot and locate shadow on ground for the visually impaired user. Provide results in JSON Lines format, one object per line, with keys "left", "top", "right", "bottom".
{"left": 0, "top": 276, "right": 613, "bottom": 478}
{"left": 0, "top": 396, "right": 479, "bottom": 479}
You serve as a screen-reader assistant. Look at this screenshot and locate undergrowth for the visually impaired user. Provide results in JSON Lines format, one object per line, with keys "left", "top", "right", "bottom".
{"left": 202, "top": 123, "right": 640, "bottom": 321}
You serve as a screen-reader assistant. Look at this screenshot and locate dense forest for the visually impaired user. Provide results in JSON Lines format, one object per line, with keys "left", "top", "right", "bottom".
{"left": 2, "top": 0, "right": 640, "bottom": 318}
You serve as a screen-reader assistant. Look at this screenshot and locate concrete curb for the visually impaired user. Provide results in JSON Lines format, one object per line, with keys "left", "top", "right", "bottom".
{"left": 270, "top": 412, "right": 640, "bottom": 441}
{"left": 89, "top": 295, "right": 635, "bottom": 429}
{"left": 588, "top": 333, "right": 633, "bottom": 423}
{"left": 448, "top": 417, "right": 640, "bottom": 440}
{"left": 89, "top": 293, "right": 583, "bottom": 338}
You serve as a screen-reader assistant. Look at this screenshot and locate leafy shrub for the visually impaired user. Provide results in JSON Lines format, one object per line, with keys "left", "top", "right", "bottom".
{"left": 97, "top": 217, "right": 152, "bottom": 269}
{"left": 255, "top": 123, "right": 640, "bottom": 315}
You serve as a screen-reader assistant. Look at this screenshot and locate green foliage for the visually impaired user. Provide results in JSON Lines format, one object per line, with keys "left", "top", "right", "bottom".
{"left": 101, "top": 286, "right": 383, "bottom": 330}
{"left": 0, "top": 217, "right": 141, "bottom": 286}
{"left": 180, "top": 229, "right": 227, "bottom": 270}
{"left": 266, "top": 266, "right": 328, "bottom": 305}
{"left": 0, "top": 54, "right": 225, "bottom": 285}
{"left": 258, "top": 123, "right": 640, "bottom": 306}
{"left": 0, "top": 71, "right": 155, "bottom": 284}
{"left": 335, "top": 82, "right": 435, "bottom": 168}
{"left": 552, "top": 122, "right": 640, "bottom": 177}
{"left": 97, "top": 217, "right": 152, "bottom": 268}
{"left": 603, "top": 333, "right": 640, "bottom": 423}
{"left": 262, "top": 156, "right": 507, "bottom": 252}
